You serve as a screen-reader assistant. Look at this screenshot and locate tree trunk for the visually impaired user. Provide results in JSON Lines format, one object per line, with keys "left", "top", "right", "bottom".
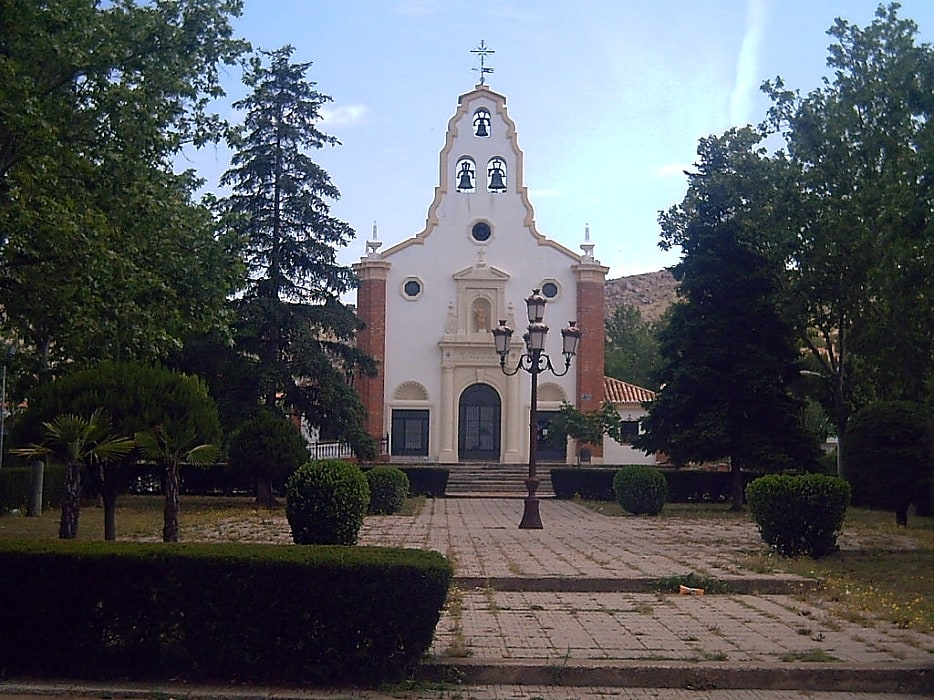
{"left": 59, "top": 460, "right": 81, "bottom": 539}
{"left": 256, "top": 476, "right": 278, "bottom": 509}
{"left": 27, "top": 459, "right": 44, "bottom": 517}
{"left": 729, "top": 458, "right": 745, "bottom": 512}
{"left": 102, "top": 476, "right": 119, "bottom": 541}
{"left": 163, "top": 462, "right": 180, "bottom": 542}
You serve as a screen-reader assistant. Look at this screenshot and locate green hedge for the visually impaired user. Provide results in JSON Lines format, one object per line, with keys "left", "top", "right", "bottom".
{"left": 550, "top": 467, "right": 761, "bottom": 503}
{"left": 0, "top": 464, "right": 65, "bottom": 513}
{"left": 0, "top": 540, "right": 452, "bottom": 685}
{"left": 362, "top": 466, "right": 449, "bottom": 498}
{"left": 613, "top": 466, "right": 668, "bottom": 515}
{"left": 746, "top": 473, "right": 850, "bottom": 558}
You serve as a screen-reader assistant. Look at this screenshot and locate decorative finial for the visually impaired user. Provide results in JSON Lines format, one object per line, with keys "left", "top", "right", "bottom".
{"left": 366, "top": 220, "right": 382, "bottom": 258}
{"left": 581, "top": 223, "right": 595, "bottom": 261}
{"left": 471, "top": 40, "right": 495, "bottom": 85}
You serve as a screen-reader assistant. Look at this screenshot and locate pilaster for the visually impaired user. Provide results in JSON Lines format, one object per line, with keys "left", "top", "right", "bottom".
{"left": 353, "top": 259, "right": 391, "bottom": 441}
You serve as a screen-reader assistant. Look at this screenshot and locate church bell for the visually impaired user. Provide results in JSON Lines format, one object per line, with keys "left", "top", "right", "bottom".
{"left": 475, "top": 119, "right": 489, "bottom": 137}
{"left": 488, "top": 159, "right": 506, "bottom": 192}
{"left": 457, "top": 168, "right": 474, "bottom": 191}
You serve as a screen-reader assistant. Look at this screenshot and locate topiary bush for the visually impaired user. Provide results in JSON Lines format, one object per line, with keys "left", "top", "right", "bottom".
{"left": 843, "top": 401, "right": 932, "bottom": 525}
{"left": 227, "top": 410, "right": 310, "bottom": 508}
{"left": 745, "top": 473, "right": 850, "bottom": 558}
{"left": 365, "top": 466, "right": 410, "bottom": 514}
{"left": 285, "top": 460, "right": 369, "bottom": 545}
{"left": 613, "top": 466, "right": 668, "bottom": 515}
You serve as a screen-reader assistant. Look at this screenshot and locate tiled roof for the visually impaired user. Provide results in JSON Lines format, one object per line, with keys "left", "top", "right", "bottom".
{"left": 604, "top": 376, "right": 655, "bottom": 405}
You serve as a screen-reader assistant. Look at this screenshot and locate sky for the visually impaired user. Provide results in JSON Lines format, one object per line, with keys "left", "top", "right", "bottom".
{"left": 181, "top": 0, "right": 934, "bottom": 287}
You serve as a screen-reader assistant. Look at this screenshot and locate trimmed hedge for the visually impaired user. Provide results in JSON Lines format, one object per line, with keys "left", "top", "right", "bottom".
{"left": 366, "top": 466, "right": 410, "bottom": 514}
{"left": 551, "top": 467, "right": 761, "bottom": 503}
{"left": 0, "top": 540, "right": 452, "bottom": 685}
{"left": 746, "top": 473, "right": 850, "bottom": 558}
{"left": 399, "top": 467, "right": 449, "bottom": 497}
{"left": 285, "top": 460, "right": 370, "bottom": 545}
{"left": 613, "top": 466, "right": 668, "bottom": 515}
{"left": 0, "top": 464, "right": 65, "bottom": 513}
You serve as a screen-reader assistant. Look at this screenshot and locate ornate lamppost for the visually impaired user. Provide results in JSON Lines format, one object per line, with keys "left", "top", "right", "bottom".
{"left": 492, "top": 289, "right": 582, "bottom": 529}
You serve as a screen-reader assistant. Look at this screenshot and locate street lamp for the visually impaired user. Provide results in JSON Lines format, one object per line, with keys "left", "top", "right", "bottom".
{"left": 492, "top": 289, "right": 582, "bottom": 529}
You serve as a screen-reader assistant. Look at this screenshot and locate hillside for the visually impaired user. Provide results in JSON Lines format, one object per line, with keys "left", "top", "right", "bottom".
{"left": 605, "top": 269, "right": 678, "bottom": 324}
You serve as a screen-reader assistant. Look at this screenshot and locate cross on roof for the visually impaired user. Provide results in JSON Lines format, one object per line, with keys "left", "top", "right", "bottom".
{"left": 471, "top": 40, "right": 495, "bottom": 85}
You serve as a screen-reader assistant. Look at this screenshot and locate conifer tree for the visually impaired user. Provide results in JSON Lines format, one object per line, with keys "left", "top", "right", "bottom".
{"left": 219, "top": 46, "right": 376, "bottom": 457}
{"left": 635, "top": 129, "right": 819, "bottom": 509}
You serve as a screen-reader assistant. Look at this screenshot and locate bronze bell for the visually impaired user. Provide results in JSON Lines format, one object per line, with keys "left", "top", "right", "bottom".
{"left": 475, "top": 118, "right": 489, "bottom": 137}
{"left": 457, "top": 164, "right": 474, "bottom": 190}
{"left": 488, "top": 159, "right": 506, "bottom": 191}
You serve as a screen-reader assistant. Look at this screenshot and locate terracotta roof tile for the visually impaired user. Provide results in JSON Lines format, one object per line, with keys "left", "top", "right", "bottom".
{"left": 604, "top": 376, "right": 655, "bottom": 404}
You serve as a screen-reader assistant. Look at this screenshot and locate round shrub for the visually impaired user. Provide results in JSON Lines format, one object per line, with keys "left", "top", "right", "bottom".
{"left": 843, "top": 401, "right": 932, "bottom": 524}
{"left": 746, "top": 473, "right": 850, "bottom": 558}
{"left": 613, "top": 466, "right": 667, "bottom": 515}
{"left": 365, "top": 466, "right": 410, "bottom": 514}
{"left": 227, "top": 410, "right": 310, "bottom": 505}
{"left": 285, "top": 460, "right": 369, "bottom": 545}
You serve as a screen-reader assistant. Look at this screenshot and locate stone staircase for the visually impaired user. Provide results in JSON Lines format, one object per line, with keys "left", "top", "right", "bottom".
{"left": 444, "top": 463, "right": 556, "bottom": 497}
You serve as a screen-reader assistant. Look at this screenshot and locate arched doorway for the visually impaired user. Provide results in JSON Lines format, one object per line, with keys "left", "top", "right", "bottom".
{"left": 458, "top": 384, "right": 501, "bottom": 461}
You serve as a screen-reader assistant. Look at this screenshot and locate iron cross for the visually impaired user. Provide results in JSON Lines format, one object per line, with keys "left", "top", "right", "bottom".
{"left": 471, "top": 40, "right": 495, "bottom": 85}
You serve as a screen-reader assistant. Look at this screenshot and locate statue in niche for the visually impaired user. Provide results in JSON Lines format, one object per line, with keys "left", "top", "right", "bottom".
{"left": 473, "top": 301, "right": 490, "bottom": 332}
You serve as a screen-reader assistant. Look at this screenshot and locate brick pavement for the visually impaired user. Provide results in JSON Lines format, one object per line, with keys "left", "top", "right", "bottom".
{"left": 3, "top": 497, "right": 931, "bottom": 699}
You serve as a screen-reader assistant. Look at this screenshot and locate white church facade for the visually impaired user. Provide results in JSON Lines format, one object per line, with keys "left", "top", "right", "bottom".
{"left": 354, "top": 81, "right": 654, "bottom": 466}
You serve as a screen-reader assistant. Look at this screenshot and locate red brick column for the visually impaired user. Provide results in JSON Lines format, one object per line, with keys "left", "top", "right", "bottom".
{"left": 352, "top": 259, "right": 390, "bottom": 442}
{"left": 574, "top": 261, "right": 609, "bottom": 460}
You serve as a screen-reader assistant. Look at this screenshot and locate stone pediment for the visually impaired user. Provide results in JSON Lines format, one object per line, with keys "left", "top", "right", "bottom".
{"left": 453, "top": 263, "right": 510, "bottom": 282}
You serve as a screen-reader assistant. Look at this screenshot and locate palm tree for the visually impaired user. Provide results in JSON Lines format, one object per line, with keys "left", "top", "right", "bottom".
{"left": 135, "top": 427, "right": 219, "bottom": 542}
{"left": 13, "top": 409, "right": 134, "bottom": 539}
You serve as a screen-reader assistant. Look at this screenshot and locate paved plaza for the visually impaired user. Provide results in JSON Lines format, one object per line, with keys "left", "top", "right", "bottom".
{"left": 2, "top": 497, "right": 931, "bottom": 699}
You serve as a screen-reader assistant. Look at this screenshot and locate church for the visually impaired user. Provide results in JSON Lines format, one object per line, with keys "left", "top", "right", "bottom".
{"left": 353, "top": 61, "right": 654, "bottom": 466}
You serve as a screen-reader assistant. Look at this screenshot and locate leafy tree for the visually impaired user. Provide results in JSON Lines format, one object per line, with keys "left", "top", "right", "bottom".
{"left": 217, "top": 46, "right": 376, "bottom": 458}
{"left": 635, "top": 128, "right": 819, "bottom": 510}
{"left": 761, "top": 3, "right": 934, "bottom": 474}
{"left": 843, "top": 401, "right": 933, "bottom": 526}
{"left": 14, "top": 362, "right": 221, "bottom": 541}
{"left": 12, "top": 410, "right": 134, "bottom": 539}
{"left": 0, "top": 1, "right": 248, "bottom": 381}
{"left": 227, "top": 409, "right": 309, "bottom": 508}
{"left": 548, "top": 402, "right": 625, "bottom": 458}
{"left": 604, "top": 303, "right": 660, "bottom": 389}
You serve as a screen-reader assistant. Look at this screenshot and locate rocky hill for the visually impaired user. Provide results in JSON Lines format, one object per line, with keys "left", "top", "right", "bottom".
{"left": 605, "top": 269, "right": 678, "bottom": 324}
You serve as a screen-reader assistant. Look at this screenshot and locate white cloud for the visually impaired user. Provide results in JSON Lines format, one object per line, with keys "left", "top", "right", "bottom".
{"left": 320, "top": 104, "right": 368, "bottom": 127}
{"left": 730, "top": 0, "right": 770, "bottom": 126}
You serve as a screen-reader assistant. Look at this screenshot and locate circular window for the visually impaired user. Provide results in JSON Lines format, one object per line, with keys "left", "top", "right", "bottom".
{"left": 541, "top": 281, "right": 559, "bottom": 299}
{"left": 471, "top": 221, "right": 492, "bottom": 242}
{"left": 402, "top": 278, "right": 422, "bottom": 299}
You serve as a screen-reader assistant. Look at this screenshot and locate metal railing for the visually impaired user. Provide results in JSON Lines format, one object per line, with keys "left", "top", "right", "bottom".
{"left": 307, "top": 435, "right": 389, "bottom": 461}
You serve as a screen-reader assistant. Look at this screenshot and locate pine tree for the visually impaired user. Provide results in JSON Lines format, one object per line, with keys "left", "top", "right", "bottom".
{"left": 635, "top": 129, "right": 819, "bottom": 509}
{"left": 219, "top": 46, "right": 376, "bottom": 458}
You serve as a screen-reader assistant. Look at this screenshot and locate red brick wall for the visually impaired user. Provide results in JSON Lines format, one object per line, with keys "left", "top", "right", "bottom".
{"left": 575, "top": 264, "right": 608, "bottom": 458}
{"left": 353, "top": 262, "right": 390, "bottom": 441}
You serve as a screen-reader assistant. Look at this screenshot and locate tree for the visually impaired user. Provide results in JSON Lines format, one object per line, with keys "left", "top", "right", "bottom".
{"left": 635, "top": 128, "right": 819, "bottom": 510}
{"left": 217, "top": 46, "right": 376, "bottom": 458}
{"left": 227, "top": 409, "right": 309, "bottom": 508}
{"left": 547, "top": 402, "right": 626, "bottom": 458}
{"left": 14, "top": 362, "right": 221, "bottom": 541}
{"left": 761, "top": 3, "right": 934, "bottom": 475}
{"left": 0, "top": 1, "right": 248, "bottom": 381}
{"left": 604, "top": 303, "right": 660, "bottom": 389}
{"left": 12, "top": 410, "right": 134, "bottom": 539}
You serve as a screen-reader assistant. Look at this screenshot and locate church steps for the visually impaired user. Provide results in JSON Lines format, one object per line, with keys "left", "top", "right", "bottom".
{"left": 443, "top": 463, "right": 555, "bottom": 497}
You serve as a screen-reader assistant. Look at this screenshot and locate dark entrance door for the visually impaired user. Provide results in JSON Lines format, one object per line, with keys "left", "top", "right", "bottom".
{"left": 458, "top": 384, "right": 501, "bottom": 461}
{"left": 536, "top": 410, "right": 565, "bottom": 462}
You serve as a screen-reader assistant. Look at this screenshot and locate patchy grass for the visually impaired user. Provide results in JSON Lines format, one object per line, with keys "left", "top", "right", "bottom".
{"left": 579, "top": 499, "right": 934, "bottom": 633}
{"left": 0, "top": 494, "right": 425, "bottom": 542}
